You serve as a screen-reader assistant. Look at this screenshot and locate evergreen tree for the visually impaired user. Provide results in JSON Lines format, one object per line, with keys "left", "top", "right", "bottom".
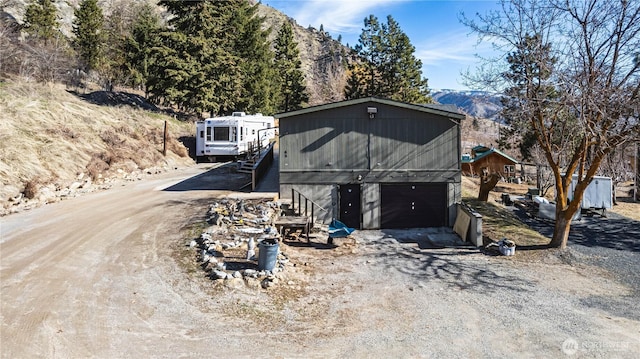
{"left": 124, "top": 3, "right": 162, "bottom": 94}
{"left": 232, "top": 0, "right": 277, "bottom": 114}
{"left": 381, "top": 15, "right": 430, "bottom": 103}
{"left": 23, "top": 0, "right": 59, "bottom": 43}
{"left": 72, "top": 0, "right": 105, "bottom": 72}
{"left": 144, "top": 0, "right": 293, "bottom": 115}
{"left": 345, "top": 15, "right": 431, "bottom": 103}
{"left": 148, "top": 1, "right": 241, "bottom": 115}
{"left": 274, "top": 21, "right": 308, "bottom": 112}
{"left": 345, "top": 15, "right": 383, "bottom": 99}
{"left": 498, "top": 33, "right": 558, "bottom": 161}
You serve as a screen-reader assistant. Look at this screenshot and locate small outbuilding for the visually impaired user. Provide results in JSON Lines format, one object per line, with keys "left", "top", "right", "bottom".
{"left": 276, "top": 97, "right": 465, "bottom": 230}
{"left": 461, "top": 145, "right": 519, "bottom": 180}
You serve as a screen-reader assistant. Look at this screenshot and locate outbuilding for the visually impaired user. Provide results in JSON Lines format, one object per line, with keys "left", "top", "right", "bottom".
{"left": 276, "top": 97, "right": 465, "bottom": 230}
{"left": 461, "top": 145, "right": 519, "bottom": 180}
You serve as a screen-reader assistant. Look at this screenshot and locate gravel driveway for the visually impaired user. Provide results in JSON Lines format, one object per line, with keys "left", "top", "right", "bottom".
{"left": 1, "top": 164, "right": 638, "bottom": 358}
{"left": 513, "top": 207, "right": 640, "bottom": 321}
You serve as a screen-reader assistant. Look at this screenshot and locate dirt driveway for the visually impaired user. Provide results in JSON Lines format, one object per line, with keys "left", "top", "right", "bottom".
{"left": 1, "top": 165, "right": 639, "bottom": 358}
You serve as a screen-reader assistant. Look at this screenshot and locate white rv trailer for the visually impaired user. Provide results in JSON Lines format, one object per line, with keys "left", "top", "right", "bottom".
{"left": 195, "top": 112, "right": 275, "bottom": 162}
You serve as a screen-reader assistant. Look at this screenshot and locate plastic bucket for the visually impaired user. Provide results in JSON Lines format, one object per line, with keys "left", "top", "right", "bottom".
{"left": 258, "top": 238, "right": 279, "bottom": 271}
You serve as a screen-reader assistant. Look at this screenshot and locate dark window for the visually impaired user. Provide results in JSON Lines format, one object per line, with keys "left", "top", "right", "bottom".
{"left": 213, "top": 127, "right": 230, "bottom": 141}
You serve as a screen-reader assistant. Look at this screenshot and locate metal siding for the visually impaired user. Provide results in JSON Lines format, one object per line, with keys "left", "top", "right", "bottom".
{"left": 362, "top": 183, "right": 380, "bottom": 229}
{"left": 278, "top": 100, "right": 462, "bottom": 229}
{"left": 279, "top": 184, "right": 335, "bottom": 223}
{"left": 279, "top": 170, "right": 459, "bottom": 184}
{"left": 370, "top": 105, "right": 459, "bottom": 171}
{"left": 279, "top": 108, "right": 369, "bottom": 172}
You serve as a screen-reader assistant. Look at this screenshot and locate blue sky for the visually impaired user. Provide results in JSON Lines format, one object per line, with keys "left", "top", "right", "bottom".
{"left": 261, "top": 0, "right": 500, "bottom": 90}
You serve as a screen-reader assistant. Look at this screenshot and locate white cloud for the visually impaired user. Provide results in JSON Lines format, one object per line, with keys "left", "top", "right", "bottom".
{"left": 290, "top": 0, "right": 411, "bottom": 35}
{"left": 416, "top": 30, "right": 490, "bottom": 67}
{"left": 416, "top": 30, "right": 498, "bottom": 90}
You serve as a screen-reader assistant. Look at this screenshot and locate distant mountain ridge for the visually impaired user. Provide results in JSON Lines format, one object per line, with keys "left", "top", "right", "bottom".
{"left": 432, "top": 90, "right": 503, "bottom": 121}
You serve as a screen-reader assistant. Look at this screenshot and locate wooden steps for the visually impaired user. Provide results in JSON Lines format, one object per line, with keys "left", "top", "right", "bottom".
{"left": 237, "top": 159, "right": 256, "bottom": 174}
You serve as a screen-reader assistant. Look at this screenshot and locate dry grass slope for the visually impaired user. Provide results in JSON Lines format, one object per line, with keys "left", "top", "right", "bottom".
{"left": 0, "top": 79, "right": 193, "bottom": 210}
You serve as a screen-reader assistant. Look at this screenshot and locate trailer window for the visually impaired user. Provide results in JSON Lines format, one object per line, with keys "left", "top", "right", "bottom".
{"left": 213, "top": 127, "right": 230, "bottom": 141}
{"left": 206, "top": 127, "right": 212, "bottom": 141}
{"left": 200, "top": 130, "right": 204, "bottom": 139}
{"left": 232, "top": 127, "right": 237, "bottom": 142}
{"left": 240, "top": 127, "right": 244, "bottom": 141}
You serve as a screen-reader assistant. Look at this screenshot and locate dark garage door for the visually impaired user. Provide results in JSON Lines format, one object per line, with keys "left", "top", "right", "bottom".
{"left": 381, "top": 183, "right": 447, "bottom": 228}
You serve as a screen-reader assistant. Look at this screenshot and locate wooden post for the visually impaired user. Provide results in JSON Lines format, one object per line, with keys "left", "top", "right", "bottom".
{"left": 162, "top": 120, "right": 167, "bottom": 156}
{"left": 251, "top": 169, "right": 256, "bottom": 191}
{"left": 633, "top": 142, "right": 640, "bottom": 202}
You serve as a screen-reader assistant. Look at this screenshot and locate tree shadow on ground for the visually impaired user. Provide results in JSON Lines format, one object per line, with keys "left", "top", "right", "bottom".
{"left": 163, "top": 163, "right": 250, "bottom": 192}
{"left": 179, "top": 136, "right": 196, "bottom": 159}
{"left": 512, "top": 206, "right": 640, "bottom": 252}
{"left": 70, "top": 90, "right": 197, "bottom": 121}
{"left": 362, "top": 231, "right": 534, "bottom": 293}
{"left": 283, "top": 237, "right": 337, "bottom": 250}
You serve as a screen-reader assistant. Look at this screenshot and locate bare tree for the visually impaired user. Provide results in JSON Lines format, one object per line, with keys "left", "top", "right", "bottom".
{"left": 600, "top": 143, "right": 636, "bottom": 204}
{"left": 0, "top": 16, "right": 21, "bottom": 77}
{"left": 478, "top": 167, "right": 501, "bottom": 201}
{"left": 529, "top": 144, "right": 554, "bottom": 196}
{"left": 22, "top": 36, "right": 75, "bottom": 83}
{"left": 463, "top": 0, "right": 640, "bottom": 248}
{"left": 0, "top": 0, "right": 19, "bottom": 10}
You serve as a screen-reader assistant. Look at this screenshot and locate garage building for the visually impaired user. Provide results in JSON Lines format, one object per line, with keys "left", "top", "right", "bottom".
{"left": 277, "top": 97, "right": 465, "bottom": 229}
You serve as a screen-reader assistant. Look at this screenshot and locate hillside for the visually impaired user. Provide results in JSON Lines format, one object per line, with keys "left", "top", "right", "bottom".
{"left": 2, "top": 0, "right": 352, "bottom": 107}
{"left": 257, "top": 3, "right": 351, "bottom": 105}
{"left": 432, "top": 90, "right": 503, "bottom": 121}
{"left": 0, "top": 79, "right": 193, "bottom": 215}
{"left": 0, "top": 1, "right": 507, "bottom": 216}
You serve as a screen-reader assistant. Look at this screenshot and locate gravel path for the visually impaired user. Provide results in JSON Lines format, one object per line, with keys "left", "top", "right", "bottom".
{"left": 514, "top": 207, "right": 640, "bottom": 319}
{"left": 1, "top": 164, "right": 638, "bottom": 358}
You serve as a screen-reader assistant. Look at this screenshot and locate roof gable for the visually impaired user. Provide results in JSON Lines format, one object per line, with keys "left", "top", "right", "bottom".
{"left": 275, "top": 97, "right": 465, "bottom": 120}
{"left": 466, "top": 148, "right": 519, "bottom": 164}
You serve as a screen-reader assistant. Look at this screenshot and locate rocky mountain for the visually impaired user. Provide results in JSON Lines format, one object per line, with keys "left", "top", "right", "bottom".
{"left": 3, "top": 1, "right": 506, "bottom": 117}
{"left": 432, "top": 90, "right": 503, "bottom": 121}
{"left": 255, "top": 2, "right": 352, "bottom": 105}
{"left": 2, "top": 0, "right": 352, "bottom": 106}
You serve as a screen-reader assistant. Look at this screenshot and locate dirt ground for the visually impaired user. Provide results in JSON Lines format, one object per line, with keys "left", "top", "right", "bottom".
{"left": 1, "top": 164, "right": 639, "bottom": 358}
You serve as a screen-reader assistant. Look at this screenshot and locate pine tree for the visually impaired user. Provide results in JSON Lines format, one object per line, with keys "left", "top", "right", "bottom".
{"left": 345, "top": 15, "right": 384, "bottom": 99}
{"left": 124, "top": 3, "right": 161, "bottom": 94}
{"left": 274, "top": 21, "right": 309, "bottom": 112}
{"left": 499, "top": 33, "right": 558, "bottom": 161}
{"left": 23, "top": 0, "right": 59, "bottom": 43}
{"left": 231, "top": 0, "right": 277, "bottom": 115}
{"left": 148, "top": 1, "right": 241, "bottom": 115}
{"left": 382, "top": 15, "right": 430, "bottom": 103}
{"left": 72, "top": 0, "right": 105, "bottom": 72}
{"left": 345, "top": 15, "right": 431, "bottom": 103}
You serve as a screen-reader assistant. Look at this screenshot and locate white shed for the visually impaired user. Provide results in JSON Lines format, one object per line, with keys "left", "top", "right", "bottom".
{"left": 569, "top": 175, "right": 613, "bottom": 210}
